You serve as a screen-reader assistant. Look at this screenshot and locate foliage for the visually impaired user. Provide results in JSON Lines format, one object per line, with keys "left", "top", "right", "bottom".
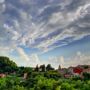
{"left": 0, "top": 72, "right": 90, "bottom": 90}
{"left": 44, "top": 70, "right": 61, "bottom": 80}
{"left": 46, "top": 64, "right": 54, "bottom": 71}
{"left": 0, "top": 56, "right": 18, "bottom": 73}
{"left": 39, "top": 64, "right": 46, "bottom": 72}
{"left": 34, "top": 64, "right": 39, "bottom": 72}
{"left": 83, "top": 72, "right": 90, "bottom": 80}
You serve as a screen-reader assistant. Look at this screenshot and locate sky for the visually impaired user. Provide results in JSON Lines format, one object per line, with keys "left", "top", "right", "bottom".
{"left": 0, "top": 0, "right": 90, "bottom": 68}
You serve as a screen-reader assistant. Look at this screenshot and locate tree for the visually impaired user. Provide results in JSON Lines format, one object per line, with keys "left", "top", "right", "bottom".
{"left": 17, "top": 67, "right": 32, "bottom": 77}
{"left": 0, "top": 78, "right": 6, "bottom": 89}
{"left": 83, "top": 65, "right": 89, "bottom": 69}
{"left": 34, "top": 64, "right": 39, "bottom": 72}
{"left": 12, "top": 85, "right": 26, "bottom": 90}
{"left": 46, "top": 64, "right": 54, "bottom": 71}
{"left": 23, "top": 67, "right": 32, "bottom": 73}
{"left": 39, "top": 64, "right": 46, "bottom": 72}
{"left": 61, "top": 83, "right": 74, "bottom": 90}
{"left": 83, "top": 72, "right": 90, "bottom": 80}
{"left": 0, "top": 56, "right": 18, "bottom": 73}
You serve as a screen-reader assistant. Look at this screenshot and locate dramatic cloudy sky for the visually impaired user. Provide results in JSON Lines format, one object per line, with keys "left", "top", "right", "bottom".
{"left": 0, "top": 0, "right": 90, "bottom": 68}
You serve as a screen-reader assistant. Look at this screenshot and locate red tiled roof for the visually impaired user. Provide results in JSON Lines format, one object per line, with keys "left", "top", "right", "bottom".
{"left": 73, "top": 68, "right": 83, "bottom": 74}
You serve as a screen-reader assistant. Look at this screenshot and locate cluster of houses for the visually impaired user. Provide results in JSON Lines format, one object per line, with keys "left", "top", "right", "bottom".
{"left": 58, "top": 65, "right": 90, "bottom": 78}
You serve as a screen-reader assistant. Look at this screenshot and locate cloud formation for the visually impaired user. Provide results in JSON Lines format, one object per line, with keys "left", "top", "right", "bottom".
{"left": 0, "top": 0, "right": 90, "bottom": 67}
{"left": 25, "top": 52, "right": 90, "bottom": 69}
{"left": 44, "top": 52, "right": 90, "bottom": 68}
{"left": 0, "top": 0, "right": 90, "bottom": 53}
{"left": 65, "top": 52, "right": 90, "bottom": 68}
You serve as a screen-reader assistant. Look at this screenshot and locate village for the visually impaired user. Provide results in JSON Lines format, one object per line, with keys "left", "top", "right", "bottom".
{"left": 0, "top": 64, "right": 90, "bottom": 79}
{"left": 58, "top": 65, "right": 90, "bottom": 78}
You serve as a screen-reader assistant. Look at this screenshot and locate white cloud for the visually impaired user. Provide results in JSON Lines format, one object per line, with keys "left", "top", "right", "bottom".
{"left": 41, "top": 56, "right": 65, "bottom": 69}
{"left": 0, "top": 0, "right": 5, "bottom": 3}
{"left": 22, "top": 52, "right": 90, "bottom": 68}
{"left": 43, "top": 52, "right": 90, "bottom": 69}
{"left": 0, "top": 46, "right": 12, "bottom": 56}
{"left": 27, "top": 54, "right": 41, "bottom": 67}
{"left": 65, "top": 52, "right": 90, "bottom": 68}
{"left": 16, "top": 47, "right": 29, "bottom": 61}
{"left": 4, "top": 23, "right": 20, "bottom": 40}
{"left": 0, "top": 0, "right": 5, "bottom": 13}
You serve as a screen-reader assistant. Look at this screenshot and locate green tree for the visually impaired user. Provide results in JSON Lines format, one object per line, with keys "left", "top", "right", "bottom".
{"left": 46, "top": 64, "right": 54, "bottom": 71}
{"left": 39, "top": 64, "right": 46, "bottom": 72}
{"left": 83, "top": 72, "right": 90, "bottom": 80}
{"left": 12, "top": 85, "right": 26, "bottom": 90}
{"left": 61, "top": 83, "right": 74, "bottom": 90}
{"left": 0, "top": 78, "right": 7, "bottom": 90}
{"left": 34, "top": 64, "right": 39, "bottom": 72}
{"left": 0, "top": 56, "right": 18, "bottom": 73}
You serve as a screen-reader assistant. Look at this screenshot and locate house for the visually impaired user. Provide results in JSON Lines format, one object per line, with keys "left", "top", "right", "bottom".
{"left": 68, "top": 67, "right": 74, "bottom": 75}
{"left": 73, "top": 67, "right": 83, "bottom": 76}
{"left": 58, "top": 65, "right": 90, "bottom": 78}
{"left": 58, "top": 68, "right": 67, "bottom": 75}
{"left": 83, "top": 68, "right": 90, "bottom": 73}
{"left": 0, "top": 73, "right": 6, "bottom": 78}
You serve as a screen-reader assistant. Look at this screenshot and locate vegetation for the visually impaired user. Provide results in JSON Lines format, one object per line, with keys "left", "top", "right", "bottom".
{"left": 0, "top": 56, "right": 90, "bottom": 90}
{"left": 0, "top": 73, "right": 90, "bottom": 90}
{"left": 46, "top": 64, "right": 54, "bottom": 71}
{"left": 0, "top": 56, "right": 18, "bottom": 73}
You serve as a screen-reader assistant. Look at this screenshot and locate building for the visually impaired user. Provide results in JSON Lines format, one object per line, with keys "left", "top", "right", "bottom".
{"left": 58, "top": 65, "right": 90, "bottom": 78}
{"left": 68, "top": 67, "right": 74, "bottom": 75}
{"left": 83, "top": 68, "right": 90, "bottom": 73}
{"left": 0, "top": 73, "right": 6, "bottom": 78}
{"left": 73, "top": 67, "right": 83, "bottom": 76}
{"left": 58, "top": 68, "right": 67, "bottom": 75}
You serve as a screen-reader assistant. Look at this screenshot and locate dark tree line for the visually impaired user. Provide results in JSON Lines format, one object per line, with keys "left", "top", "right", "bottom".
{"left": 34, "top": 64, "right": 54, "bottom": 72}
{"left": 0, "top": 56, "right": 55, "bottom": 76}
